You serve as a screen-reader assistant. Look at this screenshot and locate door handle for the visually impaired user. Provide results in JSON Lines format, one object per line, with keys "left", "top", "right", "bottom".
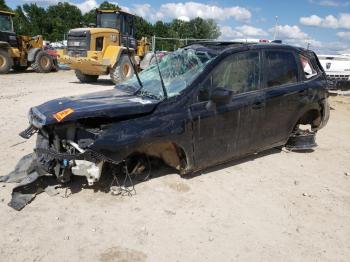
{"left": 252, "top": 101, "right": 264, "bottom": 109}
{"left": 298, "top": 89, "right": 307, "bottom": 96}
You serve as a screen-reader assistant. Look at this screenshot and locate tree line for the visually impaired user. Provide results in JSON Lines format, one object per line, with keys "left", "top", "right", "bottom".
{"left": 0, "top": 0, "right": 221, "bottom": 50}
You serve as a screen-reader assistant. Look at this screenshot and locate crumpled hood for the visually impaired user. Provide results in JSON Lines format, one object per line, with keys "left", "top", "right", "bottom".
{"left": 29, "top": 89, "right": 159, "bottom": 127}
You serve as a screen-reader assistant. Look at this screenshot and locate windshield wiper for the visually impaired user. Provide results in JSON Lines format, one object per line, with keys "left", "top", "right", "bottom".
{"left": 139, "top": 90, "right": 160, "bottom": 100}
{"left": 154, "top": 51, "right": 168, "bottom": 100}
{"left": 126, "top": 44, "right": 143, "bottom": 89}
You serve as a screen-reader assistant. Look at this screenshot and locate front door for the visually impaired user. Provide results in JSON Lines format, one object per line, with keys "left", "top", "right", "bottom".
{"left": 190, "top": 50, "right": 264, "bottom": 169}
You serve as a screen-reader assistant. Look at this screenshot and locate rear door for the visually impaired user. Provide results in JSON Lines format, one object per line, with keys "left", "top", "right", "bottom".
{"left": 190, "top": 50, "right": 264, "bottom": 169}
{"left": 258, "top": 49, "right": 307, "bottom": 149}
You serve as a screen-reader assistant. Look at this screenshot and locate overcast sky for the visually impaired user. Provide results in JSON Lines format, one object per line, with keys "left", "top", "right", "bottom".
{"left": 7, "top": 0, "right": 350, "bottom": 54}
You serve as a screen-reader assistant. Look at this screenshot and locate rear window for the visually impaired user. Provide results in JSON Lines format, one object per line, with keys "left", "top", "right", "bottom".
{"left": 265, "top": 51, "right": 298, "bottom": 88}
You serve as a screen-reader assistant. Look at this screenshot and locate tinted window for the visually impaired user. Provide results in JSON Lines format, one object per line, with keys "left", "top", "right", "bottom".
{"left": 96, "top": 37, "right": 104, "bottom": 51}
{"left": 198, "top": 51, "right": 260, "bottom": 101}
{"left": 265, "top": 51, "right": 298, "bottom": 88}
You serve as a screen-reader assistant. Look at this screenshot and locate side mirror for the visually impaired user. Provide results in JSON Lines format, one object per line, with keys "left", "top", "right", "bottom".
{"left": 210, "top": 87, "right": 233, "bottom": 104}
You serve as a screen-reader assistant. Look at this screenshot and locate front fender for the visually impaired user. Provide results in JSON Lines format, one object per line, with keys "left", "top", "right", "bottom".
{"left": 102, "top": 45, "right": 125, "bottom": 68}
{"left": 89, "top": 111, "right": 193, "bottom": 169}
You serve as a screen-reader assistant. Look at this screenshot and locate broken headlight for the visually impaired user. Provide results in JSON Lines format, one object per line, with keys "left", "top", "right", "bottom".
{"left": 28, "top": 107, "right": 47, "bottom": 128}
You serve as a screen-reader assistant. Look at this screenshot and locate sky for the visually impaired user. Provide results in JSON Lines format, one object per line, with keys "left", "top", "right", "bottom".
{"left": 6, "top": 0, "right": 350, "bottom": 54}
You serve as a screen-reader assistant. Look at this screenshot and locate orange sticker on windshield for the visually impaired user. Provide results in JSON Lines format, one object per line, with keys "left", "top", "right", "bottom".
{"left": 53, "top": 108, "right": 74, "bottom": 122}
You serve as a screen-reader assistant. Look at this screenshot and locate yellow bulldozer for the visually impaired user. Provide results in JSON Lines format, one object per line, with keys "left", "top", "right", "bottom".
{"left": 58, "top": 9, "right": 150, "bottom": 83}
{"left": 0, "top": 10, "right": 58, "bottom": 74}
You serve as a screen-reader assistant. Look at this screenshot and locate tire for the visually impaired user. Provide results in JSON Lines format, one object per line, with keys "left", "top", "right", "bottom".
{"left": 12, "top": 64, "right": 29, "bottom": 72}
{"left": 51, "top": 58, "right": 59, "bottom": 72}
{"left": 32, "top": 50, "right": 54, "bottom": 73}
{"left": 0, "top": 49, "right": 13, "bottom": 74}
{"left": 110, "top": 54, "right": 134, "bottom": 84}
{"left": 75, "top": 70, "right": 99, "bottom": 83}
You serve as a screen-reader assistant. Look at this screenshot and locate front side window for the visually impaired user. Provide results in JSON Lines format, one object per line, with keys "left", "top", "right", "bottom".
{"left": 198, "top": 51, "right": 261, "bottom": 101}
{"left": 265, "top": 50, "right": 298, "bottom": 88}
{"left": 300, "top": 55, "right": 317, "bottom": 79}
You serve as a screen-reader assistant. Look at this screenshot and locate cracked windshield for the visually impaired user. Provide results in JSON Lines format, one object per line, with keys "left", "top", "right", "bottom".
{"left": 116, "top": 48, "right": 216, "bottom": 100}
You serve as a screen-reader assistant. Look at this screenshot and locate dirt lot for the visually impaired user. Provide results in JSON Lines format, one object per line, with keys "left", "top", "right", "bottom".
{"left": 0, "top": 69, "right": 349, "bottom": 262}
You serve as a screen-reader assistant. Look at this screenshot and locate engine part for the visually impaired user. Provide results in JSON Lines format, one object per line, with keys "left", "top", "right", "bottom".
{"left": 71, "top": 160, "right": 104, "bottom": 186}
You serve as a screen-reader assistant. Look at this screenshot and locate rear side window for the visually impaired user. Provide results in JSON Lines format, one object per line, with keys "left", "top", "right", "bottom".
{"left": 299, "top": 55, "right": 317, "bottom": 79}
{"left": 96, "top": 37, "right": 104, "bottom": 51}
{"left": 265, "top": 51, "right": 298, "bottom": 88}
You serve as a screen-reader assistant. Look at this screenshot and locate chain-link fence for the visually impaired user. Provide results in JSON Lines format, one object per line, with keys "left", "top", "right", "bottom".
{"left": 151, "top": 36, "right": 214, "bottom": 52}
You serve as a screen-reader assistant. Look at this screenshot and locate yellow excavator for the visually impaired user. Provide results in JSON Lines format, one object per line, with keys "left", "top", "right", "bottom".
{"left": 58, "top": 9, "right": 150, "bottom": 83}
{"left": 0, "top": 10, "right": 58, "bottom": 74}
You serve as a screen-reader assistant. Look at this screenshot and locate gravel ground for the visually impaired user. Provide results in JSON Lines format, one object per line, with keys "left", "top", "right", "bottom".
{"left": 0, "top": 70, "right": 349, "bottom": 262}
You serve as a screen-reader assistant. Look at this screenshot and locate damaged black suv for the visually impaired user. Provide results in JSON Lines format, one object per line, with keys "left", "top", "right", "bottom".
{"left": 21, "top": 41, "right": 330, "bottom": 185}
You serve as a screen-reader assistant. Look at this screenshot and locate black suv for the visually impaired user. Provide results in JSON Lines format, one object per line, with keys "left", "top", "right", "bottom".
{"left": 22, "top": 42, "right": 330, "bottom": 185}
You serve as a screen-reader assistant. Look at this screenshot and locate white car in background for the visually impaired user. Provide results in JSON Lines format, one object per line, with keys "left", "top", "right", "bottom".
{"left": 318, "top": 54, "right": 350, "bottom": 90}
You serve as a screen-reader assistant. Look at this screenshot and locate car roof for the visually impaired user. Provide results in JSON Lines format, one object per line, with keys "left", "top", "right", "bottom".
{"left": 185, "top": 41, "right": 309, "bottom": 55}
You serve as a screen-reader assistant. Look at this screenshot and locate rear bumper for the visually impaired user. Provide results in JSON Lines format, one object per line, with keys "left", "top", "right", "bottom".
{"left": 58, "top": 55, "right": 107, "bottom": 75}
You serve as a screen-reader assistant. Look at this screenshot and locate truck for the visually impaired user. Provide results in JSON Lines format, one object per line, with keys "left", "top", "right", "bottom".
{"left": 318, "top": 54, "right": 350, "bottom": 90}
{"left": 0, "top": 10, "right": 58, "bottom": 74}
{"left": 58, "top": 9, "right": 150, "bottom": 83}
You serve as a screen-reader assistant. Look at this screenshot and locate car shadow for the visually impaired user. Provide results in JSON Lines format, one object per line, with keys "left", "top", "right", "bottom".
{"left": 70, "top": 79, "right": 115, "bottom": 86}
{"left": 64, "top": 146, "right": 287, "bottom": 196}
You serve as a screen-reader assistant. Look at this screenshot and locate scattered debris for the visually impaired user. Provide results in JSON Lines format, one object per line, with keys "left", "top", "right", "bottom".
{"left": 164, "top": 209, "right": 176, "bottom": 215}
{"left": 9, "top": 140, "right": 27, "bottom": 148}
{"left": 294, "top": 180, "right": 300, "bottom": 186}
{"left": 344, "top": 172, "right": 349, "bottom": 176}
{"left": 302, "top": 193, "right": 311, "bottom": 197}
{"left": 209, "top": 236, "right": 214, "bottom": 242}
{"left": 0, "top": 154, "right": 36, "bottom": 183}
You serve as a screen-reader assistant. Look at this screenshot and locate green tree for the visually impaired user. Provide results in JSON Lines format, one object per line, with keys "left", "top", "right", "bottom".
{"left": 82, "top": 10, "right": 95, "bottom": 26}
{"left": 46, "top": 2, "right": 82, "bottom": 41}
{"left": 13, "top": 4, "right": 48, "bottom": 37}
{"left": 12, "top": 6, "right": 30, "bottom": 35}
{"left": 99, "top": 1, "right": 119, "bottom": 10}
{"left": 0, "top": 0, "right": 11, "bottom": 11}
{"left": 135, "top": 16, "right": 154, "bottom": 39}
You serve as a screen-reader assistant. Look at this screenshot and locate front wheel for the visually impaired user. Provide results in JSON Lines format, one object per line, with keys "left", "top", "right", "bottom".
{"left": 0, "top": 50, "right": 13, "bottom": 74}
{"left": 110, "top": 54, "right": 134, "bottom": 84}
{"left": 75, "top": 70, "right": 99, "bottom": 83}
{"left": 32, "top": 50, "right": 54, "bottom": 73}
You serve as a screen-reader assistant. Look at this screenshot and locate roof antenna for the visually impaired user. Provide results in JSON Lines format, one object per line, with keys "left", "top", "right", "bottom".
{"left": 273, "top": 16, "right": 279, "bottom": 40}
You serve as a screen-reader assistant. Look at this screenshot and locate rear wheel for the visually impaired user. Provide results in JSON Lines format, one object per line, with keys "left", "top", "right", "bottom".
{"left": 32, "top": 50, "right": 54, "bottom": 73}
{"left": 75, "top": 70, "right": 99, "bottom": 83}
{"left": 0, "top": 50, "right": 13, "bottom": 74}
{"left": 110, "top": 54, "right": 134, "bottom": 84}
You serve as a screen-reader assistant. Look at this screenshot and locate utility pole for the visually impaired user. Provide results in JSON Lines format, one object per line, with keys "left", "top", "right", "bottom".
{"left": 273, "top": 16, "right": 279, "bottom": 40}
